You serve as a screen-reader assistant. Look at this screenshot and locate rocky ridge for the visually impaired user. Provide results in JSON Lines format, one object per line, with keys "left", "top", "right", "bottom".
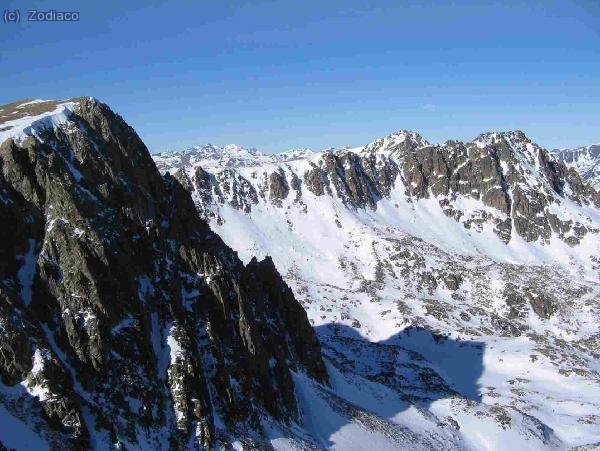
{"left": 158, "top": 130, "right": 599, "bottom": 246}
{"left": 0, "top": 98, "right": 327, "bottom": 449}
{"left": 553, "top": 143, "right": 600, "bottom": 190}
{"left": 154, "top": 130, "right": 600, "bottom": 449}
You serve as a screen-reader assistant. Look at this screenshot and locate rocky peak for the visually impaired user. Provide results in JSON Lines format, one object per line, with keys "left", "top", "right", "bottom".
{"left": 154, "top": 143, "right": 267, "bottom": 174}
{"left": 474, "top": 130, "right": 530, "bottom": 146}
{"left": 362, "top": 129, "right": 430, "bottom": 155}
{"left": 272, "top": 148, "right": 316, "bottom": 162}
{"left": 0, "top": 97, "right": 327, "bottom": 448}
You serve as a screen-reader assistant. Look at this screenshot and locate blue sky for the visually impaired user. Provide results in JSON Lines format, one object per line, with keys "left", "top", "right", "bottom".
{"left": 1, "top": 0, "right": 599, "bottom": 153}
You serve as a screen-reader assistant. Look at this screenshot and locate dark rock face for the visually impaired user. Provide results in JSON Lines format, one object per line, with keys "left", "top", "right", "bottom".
{"left": 304, "top": 151, "right": 386, "bottom": 209}
{"left": 0, "top": 98, "right": 327, "bottom": 448}
{"left": 269, "top": 170, "right": 289, "bottom": 206}
{"left": 303, "top": 163, "right": 328, "bottom": 196}
{"left": 218, "top": 168, "right": 259, "bottom": 213}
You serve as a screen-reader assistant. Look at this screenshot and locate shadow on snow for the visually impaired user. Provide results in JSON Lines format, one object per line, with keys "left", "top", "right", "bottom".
{"left": 286, "top": 323, "right": 486, "bottom": 449}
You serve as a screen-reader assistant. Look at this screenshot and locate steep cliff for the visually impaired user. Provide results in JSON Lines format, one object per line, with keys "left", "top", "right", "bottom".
{"left": 0, "top": 98, "right": 327, "bottom": 449}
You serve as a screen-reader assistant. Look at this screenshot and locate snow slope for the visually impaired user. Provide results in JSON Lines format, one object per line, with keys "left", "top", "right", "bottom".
{"left": 0, "top": 99, "right": 77, "bottom": 145}
{"left": 154, "top": 133, "right": 600, "bottom": 450}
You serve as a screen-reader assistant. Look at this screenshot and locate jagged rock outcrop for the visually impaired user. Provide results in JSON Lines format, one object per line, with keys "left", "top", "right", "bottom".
{"left": 269, "top": 170, "right": 289, "bottom": 206}
{"left": 554, "top": 144, "right": 600, "bottom": 190}
{"left": 374, "top": 131, "right": 599, "bottom": 243}
{"left": 303, "top": 163, "right": 328, "bottom": 196}
{"left": 159, "top": 130, "right": 599, "bottom": 245}
{"left": 318, "top": 152, "right": 381, "bottom": 209}
{"left": 0, "top": 98, "right": 327, "bottom": 449}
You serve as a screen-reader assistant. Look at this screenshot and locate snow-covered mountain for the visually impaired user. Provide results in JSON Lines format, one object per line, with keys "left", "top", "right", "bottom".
{"left": 553, "top": 144, "right": 600, "bottom": 190}
{"left": 154, "top": 144, "right": 318, "bottom": 173}
{"left": 2, "top": 96, "right": 600, "bottom": 449}
{"left": 154, "top": 130, "right": 600, "bottom": 450}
